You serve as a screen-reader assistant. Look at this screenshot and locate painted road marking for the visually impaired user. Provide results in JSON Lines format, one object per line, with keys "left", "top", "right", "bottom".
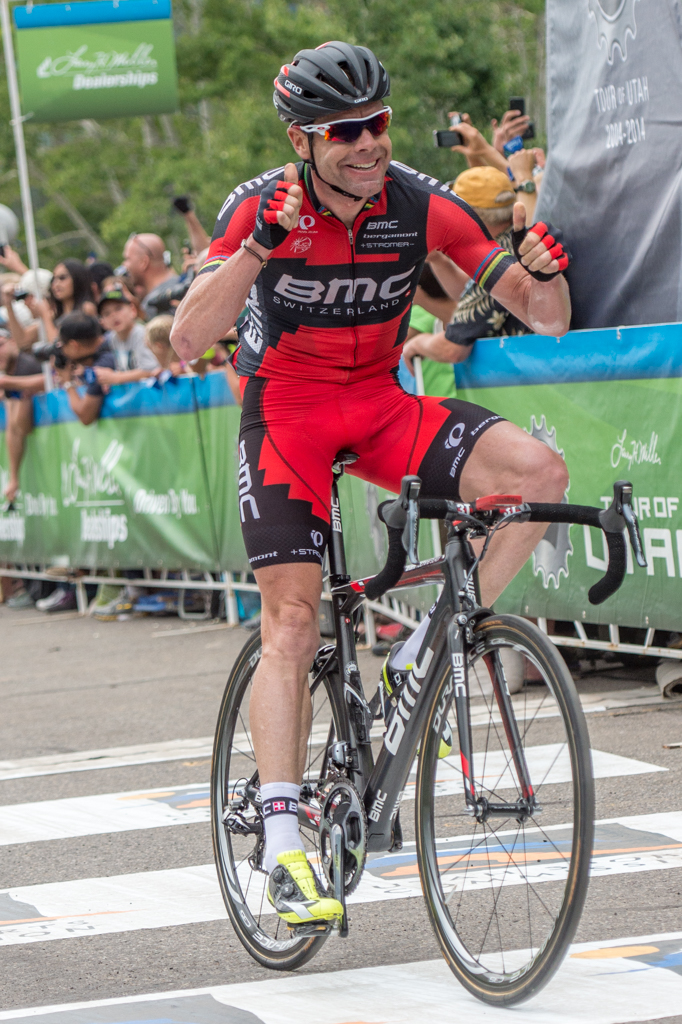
{"left": 1, "top": 812, "right": 681, "bottom": 946}
{"left": 0, "top": 684, "right": 662, "bottom": 782}
{"left": 2, "top": 931, "right": 682, "bottom": 1022}
{"left": 0, "top": 748, "right": 665, "bottom": 846}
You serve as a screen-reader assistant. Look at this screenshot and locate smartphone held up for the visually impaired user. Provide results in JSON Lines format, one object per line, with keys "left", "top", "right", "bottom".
{"left": 433, "top": 113, "right": 463, "bottom": 149}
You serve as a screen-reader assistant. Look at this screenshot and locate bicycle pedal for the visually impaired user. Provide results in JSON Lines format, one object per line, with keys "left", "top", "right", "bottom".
{"left": 286, "top": 921, "right": 332, "bottom": 938}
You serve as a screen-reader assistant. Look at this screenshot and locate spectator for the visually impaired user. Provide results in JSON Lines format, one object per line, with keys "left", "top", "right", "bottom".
{"left": 403, "top": 167, "right": 529, "bottom": 369}
{"left": 404, "top": 262, "right": 459, "bottom": 397}
{"left": 100, "top": 274, "right": 145, "bottom": 320}
{"left": 0, "top": 330, "right": 43, "bottom": 503}
{"left": 36, "top": 258, "right": 97, "bottom": 344}
{"left": 53, "top": 312, "right": 116, "bottom": 425}
{"left": 95, "top": 289, "right": 159, "bottom": 386}
{"left": 0, "top": 269, "right": 54, "bottom": 350}
{"left": 491, "top": 107, "right": 532, "bottom": 156}
{"left": 172, "top": 195, "right": 211, "bottom": 254}
{"left": 449, "top": 114, "right": 510, "bottom": 175}
{"left": 144, "top": 314, "right": 186, "bottom": 375}
{"left": 121, "top": 234, "right": 180, "bottom": 319}
{"left": 88, "top": 261, "right": 115, "bottom": 303}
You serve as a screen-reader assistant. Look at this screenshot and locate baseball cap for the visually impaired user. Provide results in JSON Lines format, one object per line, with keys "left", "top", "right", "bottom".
{"left": 452, "top": 167, "right": 515, "bottom": 209}
{"left": 98, "top": 288, "right": 132, "bottom": 313}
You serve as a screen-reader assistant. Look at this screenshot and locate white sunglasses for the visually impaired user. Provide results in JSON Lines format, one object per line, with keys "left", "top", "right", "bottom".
{"left": 298, "top": 106, "right": 392, "bottom": 143}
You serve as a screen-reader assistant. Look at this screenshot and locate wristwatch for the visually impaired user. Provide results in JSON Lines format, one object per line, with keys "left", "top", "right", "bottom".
{"left": 514, "top": 180, "right": 537, "bottom": 194}
{"left": 63, "top": 380, "right": 73, "bottom": 390}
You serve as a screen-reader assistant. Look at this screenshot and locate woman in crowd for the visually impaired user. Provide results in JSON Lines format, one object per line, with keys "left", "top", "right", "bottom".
{"left": 38, "top": 258, "right": 97, "bottom": 341}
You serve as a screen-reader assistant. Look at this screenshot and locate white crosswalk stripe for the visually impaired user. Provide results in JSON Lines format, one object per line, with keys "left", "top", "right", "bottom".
{"left": 0, "top": 747, "right": 665, "bottom": 846}
{"left": 1, "top": 810, "right": 682, "bottom": 947}
{"left": 2, "top": 931, "right": 682, "bottom": 1023}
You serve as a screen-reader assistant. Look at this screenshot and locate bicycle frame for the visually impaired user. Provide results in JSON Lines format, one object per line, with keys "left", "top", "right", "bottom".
{"left": 318, "top": 466, "right": 504, "bottom": 854}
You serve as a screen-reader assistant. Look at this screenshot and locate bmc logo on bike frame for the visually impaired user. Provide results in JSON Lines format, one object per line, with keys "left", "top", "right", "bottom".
{"left": 384, "top": 646, "right": 434, "bottom": 756}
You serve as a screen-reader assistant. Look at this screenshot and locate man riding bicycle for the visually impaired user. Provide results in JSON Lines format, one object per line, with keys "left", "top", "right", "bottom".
{"left": 172, "top": 41, "right": 571, "bottom": 930}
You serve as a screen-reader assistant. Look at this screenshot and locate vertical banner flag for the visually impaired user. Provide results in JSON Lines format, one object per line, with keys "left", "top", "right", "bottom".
{"left": 14, "top": 0, "right": 179, "bottom": 122}
{"left": 537, "top": 0, "right": 682, "bottom": 330}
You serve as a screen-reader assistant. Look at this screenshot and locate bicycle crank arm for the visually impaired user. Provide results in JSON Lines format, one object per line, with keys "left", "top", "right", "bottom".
{"left": 331, "top": 822, "right": 349, "bottom": 938}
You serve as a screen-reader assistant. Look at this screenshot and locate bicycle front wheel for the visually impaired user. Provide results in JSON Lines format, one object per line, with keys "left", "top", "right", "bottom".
{"left": 211, "top": 630, "right": 345, "bottom": 971}
{"left": 416, "top": 614, "right": 594, "bottom": 1005}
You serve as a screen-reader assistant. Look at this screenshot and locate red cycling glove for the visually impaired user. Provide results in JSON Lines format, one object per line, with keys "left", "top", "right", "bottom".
{"left": 252, "top": 178, "right": 297, "bottom": 250}
{"left": 511, "top": 221, "right": 571, "bottom": 281}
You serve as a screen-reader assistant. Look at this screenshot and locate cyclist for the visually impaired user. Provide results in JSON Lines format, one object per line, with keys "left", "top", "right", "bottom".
{"left": 172, "top": 41, "right": 571, "bottom": 929}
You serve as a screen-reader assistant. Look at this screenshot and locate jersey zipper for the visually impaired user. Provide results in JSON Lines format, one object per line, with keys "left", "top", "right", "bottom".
{"left": 348, "top": 226, "right": 360, "bottom": 370}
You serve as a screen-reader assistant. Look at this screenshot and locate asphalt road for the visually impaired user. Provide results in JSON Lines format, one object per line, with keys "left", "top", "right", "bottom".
{"left": 1, "top": 605, "right": 682, "bottom": 1023}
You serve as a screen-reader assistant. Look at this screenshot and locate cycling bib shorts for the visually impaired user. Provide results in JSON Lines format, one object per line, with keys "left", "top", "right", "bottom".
{"left": 238, "top": 373, "right": 502, "bottom": 568}
{"left": 203, "top": 159, "right": 516, "bottom": 568}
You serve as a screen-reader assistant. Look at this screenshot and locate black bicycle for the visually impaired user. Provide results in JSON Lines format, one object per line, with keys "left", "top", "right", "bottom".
{"left": 211, "top": 453, "right": 646, "bottom": 1006}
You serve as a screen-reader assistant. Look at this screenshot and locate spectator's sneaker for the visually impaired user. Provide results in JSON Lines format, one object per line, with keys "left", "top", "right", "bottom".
{"left": 6, "top": 590, "right": 34, "bottom": 609}
{"left": 381, "top": 642, "right": 452, "bottom": 759}
{"left": 35, "top": 587, "right": 77, "bottom": 613}
{"left": 90, "top": 584, "right": 124, "bottom": 618}
{"left": 94, "top": 592, "right": 133, "bottom": 621}
{"left": 267, "top": 850, "right": 343, "bottom": 927}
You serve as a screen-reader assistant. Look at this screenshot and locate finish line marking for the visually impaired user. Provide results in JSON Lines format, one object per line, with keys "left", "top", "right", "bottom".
{"left": 2, "top": 930, "right": 682, "bottom": 1023}
{"left": 0, "top": 748, "right": 666, "bottom": 846}
{"left": 1, "top": 811, "right": 681, "bottom": 946}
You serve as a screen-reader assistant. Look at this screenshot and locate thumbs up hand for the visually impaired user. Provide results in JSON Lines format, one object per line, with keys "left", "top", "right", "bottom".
{"left": 252, "top": 162, "right": 304, "bottom": 250}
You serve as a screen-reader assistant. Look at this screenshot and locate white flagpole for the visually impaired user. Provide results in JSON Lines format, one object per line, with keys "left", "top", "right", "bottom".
{"left": 1, "top": 0, "right": 40, "bottom": 289}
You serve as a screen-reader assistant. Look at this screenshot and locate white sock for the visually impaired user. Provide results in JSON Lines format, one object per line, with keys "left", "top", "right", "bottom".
{"left": 261, "top": 782, "right": 304, "bottom": 874}
{"left": 392, "top": 605, "right": 435, "bottom": 671}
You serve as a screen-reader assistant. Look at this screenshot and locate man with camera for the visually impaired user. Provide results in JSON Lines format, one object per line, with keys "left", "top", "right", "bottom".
{"left": 121, "top": 234, "right": 181, "bottom": 320}
{"left": 51, "top": 313, "right": 116, "bottom": 426}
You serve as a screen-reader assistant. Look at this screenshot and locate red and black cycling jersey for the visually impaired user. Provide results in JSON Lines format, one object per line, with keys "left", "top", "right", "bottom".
{"left": 201, "top": 160, "right": 516, "bottom": 384}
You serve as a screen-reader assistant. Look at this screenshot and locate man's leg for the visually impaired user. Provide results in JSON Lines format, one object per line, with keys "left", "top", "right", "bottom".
{"left": 4, "top": 397, "right": 33, "bottom": 503}
{"left": 249, "top": 561, "right": 322, "bottom": 785}
{"left": 458, "top": 420, "right": 568, "bottom": 605}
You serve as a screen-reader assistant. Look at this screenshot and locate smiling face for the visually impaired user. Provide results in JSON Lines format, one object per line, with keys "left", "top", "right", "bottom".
{"left": 287, "top": 100, "right": 392, "bottom": 200}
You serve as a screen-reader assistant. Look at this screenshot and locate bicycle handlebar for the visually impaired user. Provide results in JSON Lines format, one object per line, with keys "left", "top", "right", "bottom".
{"left": 363, "top": 480, "right": 645, "bottom": 605}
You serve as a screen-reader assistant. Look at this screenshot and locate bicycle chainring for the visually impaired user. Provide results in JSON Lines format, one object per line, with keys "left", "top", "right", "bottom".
{"left": 318, "top": 772, "right": 367, "bottom": 896}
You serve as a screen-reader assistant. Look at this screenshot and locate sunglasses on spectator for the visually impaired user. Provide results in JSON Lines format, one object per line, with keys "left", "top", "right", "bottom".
{"left": 127, "top": 233, "right": 156, "bottom": 260}
{"left": 298, "top": 106, "right": 392, "bottom": 144}
{"left": 52, "top": 273, "right": 71, "bottom": 281}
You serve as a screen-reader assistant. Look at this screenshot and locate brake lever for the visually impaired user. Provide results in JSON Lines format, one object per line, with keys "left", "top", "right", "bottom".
{"left": 599, "top": 480, "right": 647, "bottom": 568}
{"left": 620, "top": 488, "right": 646, "bottom": 567}
{"left": 399, "top": 475, "right": 422, "bottom": 565}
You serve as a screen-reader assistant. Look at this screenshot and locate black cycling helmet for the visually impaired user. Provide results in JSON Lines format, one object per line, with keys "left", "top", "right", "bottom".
{"left": 273, "top": 41, "right": 390, "bottom": 124}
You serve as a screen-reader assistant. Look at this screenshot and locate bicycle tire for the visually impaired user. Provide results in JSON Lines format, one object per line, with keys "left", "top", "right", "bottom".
{"left": 211, "top": 630, "right": 346, "bottom": 971}
{"left": 415, "top": 614, "right": 594, "bottom": 1005}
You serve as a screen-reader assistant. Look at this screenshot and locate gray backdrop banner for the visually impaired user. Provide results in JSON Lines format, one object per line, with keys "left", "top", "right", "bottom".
{"left": 537, "top": 0, "right": 682, "bottom": 329}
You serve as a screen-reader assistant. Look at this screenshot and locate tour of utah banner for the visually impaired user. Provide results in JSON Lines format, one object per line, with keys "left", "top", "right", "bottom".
{"left": 14, "top": 0, "right": 178, "bottom": 122}
{"left": 537, "top": 0, "right": 682, "bottom": 329}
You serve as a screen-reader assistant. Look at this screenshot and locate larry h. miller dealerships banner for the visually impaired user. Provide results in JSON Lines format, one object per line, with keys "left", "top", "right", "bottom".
{"left": 537, "top": 0, "right": 682, "bottom": 329}
{"left": 14, "top": 0, "right": 178, "bottom": 122}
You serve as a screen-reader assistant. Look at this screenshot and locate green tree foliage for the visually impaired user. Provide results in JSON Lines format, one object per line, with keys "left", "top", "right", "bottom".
{"left": 0, "top": 0, "right": 544, "bottom": 268}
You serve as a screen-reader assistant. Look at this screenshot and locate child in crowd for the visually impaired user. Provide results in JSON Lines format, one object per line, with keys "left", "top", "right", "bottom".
{"left": 96, "top": 289, "right": 160, "bottom": 385}
{"left": 144, "top": 315, "right": 185, "bottom": 375}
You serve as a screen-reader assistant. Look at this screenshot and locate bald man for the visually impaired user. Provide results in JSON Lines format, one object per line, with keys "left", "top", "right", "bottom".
{"left": 122, "top": 233, "right": 180, "bottom": 319}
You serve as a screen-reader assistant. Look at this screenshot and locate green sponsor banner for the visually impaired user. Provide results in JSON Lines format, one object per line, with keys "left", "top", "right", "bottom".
{"left": 14, "top": 2, "right": 178, "bottom": 122}
{"left": 455, "top": 323, "right": 682, "bottom": 633}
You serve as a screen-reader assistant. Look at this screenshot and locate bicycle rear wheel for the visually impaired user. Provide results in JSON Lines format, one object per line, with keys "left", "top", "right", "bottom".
{"left": 415, "top": 614, "right": 594, "bottom": 1005}
{"left": 211, "top": 630, "right": 344, "bottom": 970}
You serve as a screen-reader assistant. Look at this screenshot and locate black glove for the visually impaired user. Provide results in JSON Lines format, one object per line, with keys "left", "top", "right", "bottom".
{"left": 252, "top": 178, "right": 297, "bottom": 250}
{"left": 511, "top": 221, "right": 571, "bottom": 281}
{"left": 172, "top": 195, "right": 192, "bottom": 214}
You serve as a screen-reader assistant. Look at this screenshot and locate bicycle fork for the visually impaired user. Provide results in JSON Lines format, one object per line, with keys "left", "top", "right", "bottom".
{"left": 447, "top": 619, "right": 539, "bottom": 824}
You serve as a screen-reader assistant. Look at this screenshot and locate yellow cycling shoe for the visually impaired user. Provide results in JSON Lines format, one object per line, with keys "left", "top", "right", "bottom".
{"left": 267, "top": 850, "right": 344, "bottom": 926}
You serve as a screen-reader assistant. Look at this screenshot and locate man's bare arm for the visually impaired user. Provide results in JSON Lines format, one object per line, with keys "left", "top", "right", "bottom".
{"left": 171, "top": 163, "right": 303, "bottom": 362}
{"left": 490, "top": 203, "right": 571, "bottom": 336}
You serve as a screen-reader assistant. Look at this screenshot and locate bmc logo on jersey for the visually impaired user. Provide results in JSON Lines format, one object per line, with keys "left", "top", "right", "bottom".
{"left": 273, "top": 266, "right": 416, "bottom": 305}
